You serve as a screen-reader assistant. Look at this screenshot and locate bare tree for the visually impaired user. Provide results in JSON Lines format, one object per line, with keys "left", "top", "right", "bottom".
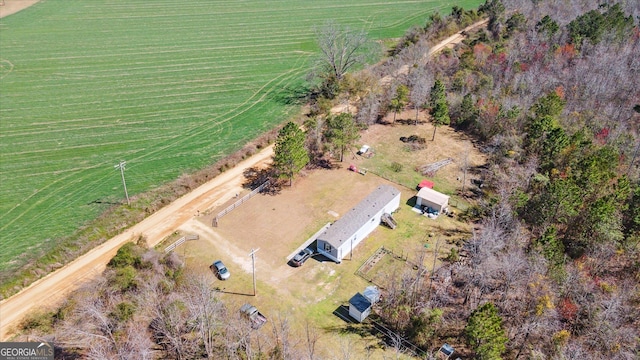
{"left": 270, "top": 314, "right": 300, "bottom": 360}
{"left": 118, "top": 321, "right": 155, "bottom": 360}
{"left": 338, "top": 336, "right": 355, "bottom": 360}
{"left": 409, "top": 68, "right": 433, "bottom": 125}
{"left": 315, "top": 21, "right": 369, "bottom": 97}
{"left": 149, "top": 295, "right": 197, "bottom": 360}
{"left": 356, "top": 92, "right": 382, "bottom": 125}
{"left": 305, "top": 321, "right": 320, "bottom": 360}
{"left": 183, "top": 272, "right": 225, "bottom": 359}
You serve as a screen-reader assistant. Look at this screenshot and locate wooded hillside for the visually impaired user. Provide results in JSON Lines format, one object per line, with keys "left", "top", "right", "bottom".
{"left": 363, "top": 0, "right": 639, "bottom": 358}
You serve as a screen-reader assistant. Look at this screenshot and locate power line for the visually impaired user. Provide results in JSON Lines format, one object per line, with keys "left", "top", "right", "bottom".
{"left": 114, "top": 160, "right": 130, "bottom": 205}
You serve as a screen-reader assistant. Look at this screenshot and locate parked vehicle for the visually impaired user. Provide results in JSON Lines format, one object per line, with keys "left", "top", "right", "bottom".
{"left": 291, "top": 248, "right": 314, "bottom": 267}
{"left": 240, "top": 303, "right": 267, "bottom": 329}
{"left": 210, "top": 260, "right": 230, "bottom": 280}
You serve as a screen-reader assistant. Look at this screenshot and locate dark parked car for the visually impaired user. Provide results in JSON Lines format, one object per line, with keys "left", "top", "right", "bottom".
{"left": 210, "top": 260, "right": 230, "bottom": 280}
{"left": 291, "top": 248, "right": 314, "bottom": 267}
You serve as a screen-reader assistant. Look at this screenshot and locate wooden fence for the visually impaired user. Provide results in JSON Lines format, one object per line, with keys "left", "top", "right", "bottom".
{"left": 212, "top": 180, "right": 270, "bottom": 227}
{"left": 164, "top": 234, "right": 199, "bottom": 253}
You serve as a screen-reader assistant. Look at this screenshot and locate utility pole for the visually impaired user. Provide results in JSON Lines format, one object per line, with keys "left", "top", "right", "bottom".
{"left": 249, "top": 248, "right": 260, "bottom": 296}
{"left": 461, "top": 145, "right": 470, "bottom": 195}
{"left": 114, "top": 160, "right": 130, "bottom": 205}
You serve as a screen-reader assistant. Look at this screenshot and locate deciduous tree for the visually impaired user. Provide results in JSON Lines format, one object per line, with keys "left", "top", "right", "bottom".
{"left": 315, "top": 21, "right": 369, "bottom": 98}
{"left": 409, "top": 69, "right": 432, "bottom": 125}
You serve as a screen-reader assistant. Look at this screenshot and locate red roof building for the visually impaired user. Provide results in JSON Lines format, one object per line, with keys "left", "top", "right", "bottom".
{"left": 418, "top": 179, "right": 434, "bottom": 189}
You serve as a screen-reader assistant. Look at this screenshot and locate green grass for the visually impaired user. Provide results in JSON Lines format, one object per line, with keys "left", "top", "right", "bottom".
{"left": 0, "top": 0, "right": 482, "bottom": 274}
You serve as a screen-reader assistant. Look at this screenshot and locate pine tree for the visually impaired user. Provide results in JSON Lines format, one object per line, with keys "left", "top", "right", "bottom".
{"left": 389, "top": 84, "right": 409, "bottom": 123}
{"left": 324, "top": 112, "right": 360, "bottom": 162}
{"left": 465, "top": 303, "right": 507, "bottom": 360}
{"left": 430, "top": 79, "right": 450, "bottom": 140}
{"left": 273, "top": 122, "right": 309, "bottom": 186}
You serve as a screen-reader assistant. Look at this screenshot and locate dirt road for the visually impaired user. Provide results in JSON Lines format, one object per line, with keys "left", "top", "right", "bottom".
{"left": 381, "top": 19, "right": 488, "bottom": 86}
{"left": 0, "top": 0, "right": 41, "bottom": 18}
{"left": 0, "top": 145, "right": 274, "bottom": 340}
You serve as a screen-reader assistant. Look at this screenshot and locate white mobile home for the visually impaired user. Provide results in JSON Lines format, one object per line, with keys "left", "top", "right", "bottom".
{"left": 316, "top": 185, "right": 401, "bottom": 263}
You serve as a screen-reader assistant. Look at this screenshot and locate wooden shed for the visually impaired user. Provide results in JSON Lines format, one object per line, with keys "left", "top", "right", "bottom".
{"left": 316, "top": 185, "right": 401, "bottom": 263}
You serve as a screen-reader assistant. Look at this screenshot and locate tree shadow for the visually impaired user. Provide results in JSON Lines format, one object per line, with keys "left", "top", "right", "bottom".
{"left": 242, "top": 166, "right": 282, "bottom": 195}
{"left": 396, "top": 119, "right": 426, "bottom": 126}
{"left": 268, "top": 82, "right": 311, "bottom": 106}
{"left": 86, "top": 198, "right": 121, "bottom": 205}
{"left": 327, "top": 307, "right": 426, "bottom": 356}
{"left": 212, "top": 287, "right": 255, "bottom": 297}
{"left": 307, "top": 157, "right": 338, "bottom": 170}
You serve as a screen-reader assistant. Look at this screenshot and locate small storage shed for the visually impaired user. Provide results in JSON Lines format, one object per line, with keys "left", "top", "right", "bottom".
{"left": 363, "top": 286, "right": 381, "bottom": 303}
{"left": 416, "top": 187, "right": 449, "bottom": 213}
{"left": 437, "top": 343, "right": 455, "bottom": 359}
{"left": 348, "top": 292, "right": 372, "bottom": 323}
{"left": 316, "top": 185, "right": 401, "bottom": 263}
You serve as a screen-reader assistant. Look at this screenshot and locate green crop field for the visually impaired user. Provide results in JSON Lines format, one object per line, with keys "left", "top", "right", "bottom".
{"left": 0, "top": 0, "right": 481, "bottom": 273}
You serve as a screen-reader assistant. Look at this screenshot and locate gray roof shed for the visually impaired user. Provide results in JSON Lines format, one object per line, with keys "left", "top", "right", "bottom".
{"left": 349, "top": 293, "right": 372, "bottom": 313}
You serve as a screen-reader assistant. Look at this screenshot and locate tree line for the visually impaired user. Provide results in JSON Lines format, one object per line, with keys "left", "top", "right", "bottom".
{"left": 354, "top": 0, "right": 639, "bottom": 359}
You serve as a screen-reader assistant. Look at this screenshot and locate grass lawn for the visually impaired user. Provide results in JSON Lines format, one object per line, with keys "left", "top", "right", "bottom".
{"left": 0, "top": 0, "right": 482, "bottom": 274}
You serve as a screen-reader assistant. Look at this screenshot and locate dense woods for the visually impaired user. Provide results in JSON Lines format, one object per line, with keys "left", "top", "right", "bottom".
{"left": 17, "top": 1, "right": 639, "bottom": 359}
{"left": 365, "top": 0, "right": 640, "bottom": 359}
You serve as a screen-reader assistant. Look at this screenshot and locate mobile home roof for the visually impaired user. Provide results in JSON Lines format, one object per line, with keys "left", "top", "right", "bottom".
{"left": 318, "top": 185, "right": 400, "bottom": 249}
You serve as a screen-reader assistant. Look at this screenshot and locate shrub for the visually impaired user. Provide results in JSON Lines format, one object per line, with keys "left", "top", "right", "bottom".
{"left": 108, "top": 242, "right": 142, "bottom": 269}
{"left": 110, "top": 301, "right": 136, "bottom": 322}
{"left": 20, "top": 310, "right": 54, "bottom": 333}
{"left": 112, "top": 265, "right": 138, "bottom": 291}
{"left": 446, "top": 247, "right": 459, "bottom": 262}
{"left": 390, "top": 162, "right": 403, "bottom": 172}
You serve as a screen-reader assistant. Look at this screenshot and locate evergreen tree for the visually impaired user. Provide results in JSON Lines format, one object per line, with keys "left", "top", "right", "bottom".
{"left": 324, "top": 112, "right": 360, "bottom": 162}
{"left": 429, "top": 79, "right": 446, "bottom": 106}
{"left": 536, "top": 15, "right": 559, "bottom": 38}
{"left": 479, "top": 0, "right": 505, "bottom": 39}
{"left": 457, "top": 93, "right": 477, "bottom": 127}
{"left": 430, "top": 79, "right": 450, "bottom": 140}
{"left": 273, "top": 122, "right": 309, "bottom": 186}
{"left": 465, "top": 303, "right": 507, "bottom": 360}
{"left": 389, "top": 84, "right": 409, "bottom": 123}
